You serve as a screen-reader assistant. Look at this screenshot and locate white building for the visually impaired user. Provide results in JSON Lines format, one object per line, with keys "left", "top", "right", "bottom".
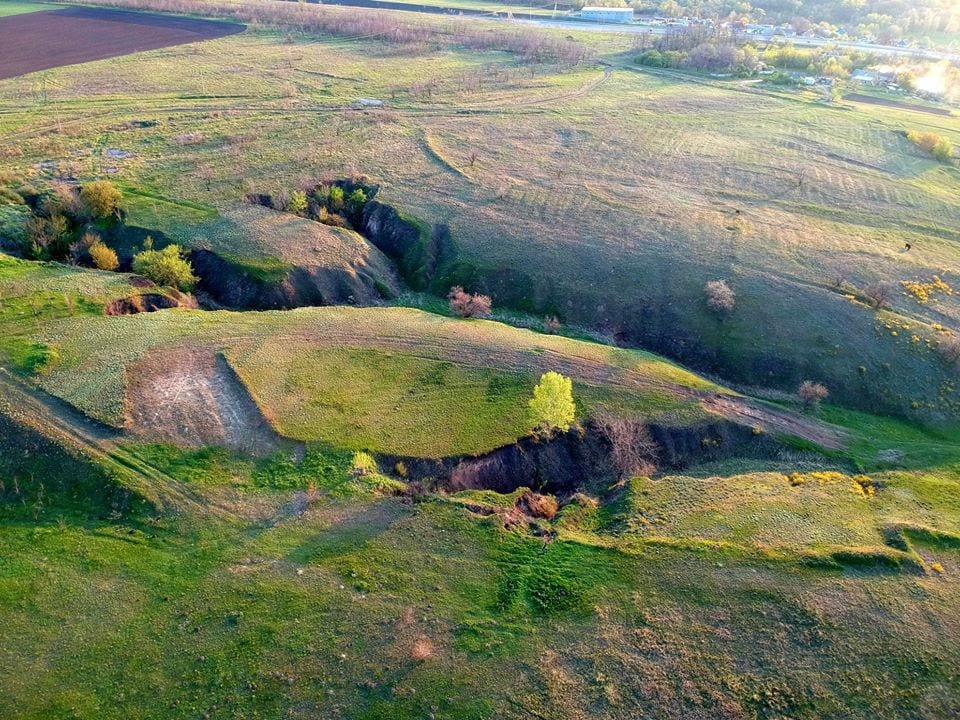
{"left": 579, "top": 7, "right": 634, "bottom": 23}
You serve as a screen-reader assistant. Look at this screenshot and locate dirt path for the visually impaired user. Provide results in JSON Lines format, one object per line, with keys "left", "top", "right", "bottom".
{"left": 126, "top": 347, "right": 282, "bottom": 456}
{"left": 701, "top": 394, "right": 846, "bottom": 450}
{"left": 0, "top": 369, "right": 216, "bottom": 515}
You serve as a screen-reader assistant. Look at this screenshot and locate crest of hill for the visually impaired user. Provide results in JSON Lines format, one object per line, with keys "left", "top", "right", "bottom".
{"left": 123, "top": 200, "right": 401, "bottom": 306}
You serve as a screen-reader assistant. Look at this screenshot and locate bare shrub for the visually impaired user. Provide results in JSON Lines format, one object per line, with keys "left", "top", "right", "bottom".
{"left": 705, "top": 279, "right": 735, "bottom": 314}
{"left": 194, "top": 162, "right": 213, "bottom": 189}
{"left": 173, "top": 131, "right": 206, "bottom": 145}
{"left": 272, "top": 188, "right": 290, "bottom": 212}
{"left": 516, "top": 490, "right": 558, "bottom": 520}
{"left": 863, "top": 282, "right": 892, "bottom": 309}
{"left": 409, "top": 637, "right": 434, "bottom": 662}
{"left": 831, "top": 264, "right": 851, "bottom": 288}
{"left": 939, "top": 335, "right": 960, "bottom": 366}
{"left": 448, "top": 285, "right": 492, "bottom": 318}
{"left": 593, "top": 409, "right": 658, "bottom": 478}
{"left": 69, "top": 231, "right": 99, "bottom": 265}
{"left": 798, "top": 381, "right": 829, "bottom": 410}
{"left": 48, "top": 181, "right": 80, "bottom": 218}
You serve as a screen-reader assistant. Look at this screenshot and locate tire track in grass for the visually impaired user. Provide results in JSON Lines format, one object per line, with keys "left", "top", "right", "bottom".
{"left": 0, "top": 368, "right": 225, "bottom": 516}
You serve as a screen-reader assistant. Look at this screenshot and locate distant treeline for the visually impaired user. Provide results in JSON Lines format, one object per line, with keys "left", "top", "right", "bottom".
{"left": 637, "top": 24, "right": 960, "bottom": 88}
{"left": 631, "top": 0, "right": 959, "bottom": 43}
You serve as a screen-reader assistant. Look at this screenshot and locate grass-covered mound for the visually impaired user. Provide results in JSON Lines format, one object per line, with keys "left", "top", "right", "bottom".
{"left": 0, "top": 253, "right": 721, "bottom": 456}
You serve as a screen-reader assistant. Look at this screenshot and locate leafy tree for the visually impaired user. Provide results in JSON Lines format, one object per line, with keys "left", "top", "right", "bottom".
{"left": 896, "top": 71, "right": 918, "bottom": 92}
{"left": 132, "top": 244, "right": 198, "bottom": 291}
{"left": 79, "top": 180, "right": 122, "bottom": 219}
{"left": 287, "top": 190, "right": 308, "bottom": 216}
{"left": 529, "top": 372, "right": 576, "bottom": 435}
{"left": 347, "top": 188, "right": 368, "bottom": 214}
{"left": 328, "top": 186, "right": 345, "bottom": 212}
{"left": 89, "top": 241, "right": 119, "bottom": 271}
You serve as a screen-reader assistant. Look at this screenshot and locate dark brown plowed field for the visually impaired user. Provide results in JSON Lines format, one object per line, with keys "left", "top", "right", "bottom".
{"left": 0, "top": 6, "right": 244, "bottom": 80}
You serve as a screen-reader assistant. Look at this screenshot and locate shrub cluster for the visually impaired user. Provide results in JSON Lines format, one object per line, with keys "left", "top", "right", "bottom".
{"left": 905, "top": 130, "right": 954, "bottom": 162}
{"left": 448, "top": 285, "right": 492, "bottom": 318}
{"left": 704, "top": 279, "right": 736, "bottom": 314}
{"left": 0, "top": 178, "right": 125, "bottom": 263}
{"left": 131, "top": 244, "right": 198, "bottom": 291}
{"left": 257, "top": 180, "right": 370, "bottom": 229}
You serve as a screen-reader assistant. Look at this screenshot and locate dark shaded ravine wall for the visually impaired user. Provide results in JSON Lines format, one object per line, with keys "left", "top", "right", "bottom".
{"left": 190, "top": 249, "right": 388, "bottom": 310}
{"left": 381, "top": 419, "right": 777, "bottom": 495}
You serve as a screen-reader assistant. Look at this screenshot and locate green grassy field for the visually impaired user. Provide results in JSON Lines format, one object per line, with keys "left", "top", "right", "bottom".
{"left": 0, "top": 1, "right": 53, "bottom": 16}
{"left": 0, "top": 253, "right": 717, "bottom": 455}
{"left": 2, "top": 3, "right": 960, "bottom": 717}
{"left": 0, "top": 9, "right": 956, "bottom": 425}
{"left": 1, "top": 403, "right": 959, "bottom": 720}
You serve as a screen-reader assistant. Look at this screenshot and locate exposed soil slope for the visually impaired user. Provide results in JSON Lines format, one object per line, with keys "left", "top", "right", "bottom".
{"left": 125, "top": 347, "right": 281, "bottom": 455}
{"left": 701, "top": 394, "right": 846, "bottom": 449}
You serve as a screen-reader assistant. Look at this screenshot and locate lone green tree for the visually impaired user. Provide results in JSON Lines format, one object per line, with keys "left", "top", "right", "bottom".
{"left": 529, "top": 372, "right": 576, "bottom": 435}
{"left": 132, "top": 244, "right": 198, "bottom": 291}
{"left": 79, "top": 180, "right": 122, "bottom": 219}
{"left": 287, "top": 190, "right": 308, "bottom": 216}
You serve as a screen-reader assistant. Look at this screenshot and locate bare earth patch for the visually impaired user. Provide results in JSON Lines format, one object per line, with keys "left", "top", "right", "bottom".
{"left": 125, "top": 347, "right": 280, "bottom": 455}
{"left": 701, "top": 394, "right": 846, "bottom": 450}
{"left": 0, "top": 7, "right": 243, "bottom": 80}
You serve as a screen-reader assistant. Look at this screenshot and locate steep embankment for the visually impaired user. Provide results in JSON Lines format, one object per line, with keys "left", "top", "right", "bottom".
{"left": 189, "top": 205, "right": 402, "bottom": 309}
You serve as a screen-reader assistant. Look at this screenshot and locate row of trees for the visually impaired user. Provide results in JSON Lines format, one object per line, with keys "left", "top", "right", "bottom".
{"left": 637, "top": 27, "right": 885, "bottom": 77}
{"left": 72, "top": 0, "right": 594, "bottom": 67}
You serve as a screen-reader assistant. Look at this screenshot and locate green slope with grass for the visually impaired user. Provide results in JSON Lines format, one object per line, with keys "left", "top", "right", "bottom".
{"left": 1, "top": 419, "right": 959, "bottom": 719}
{"left": 0, "top": 253, "right": 718, "bottom": 456}
{"left": 1, "top": 6, "right": 960, "bottom": 717}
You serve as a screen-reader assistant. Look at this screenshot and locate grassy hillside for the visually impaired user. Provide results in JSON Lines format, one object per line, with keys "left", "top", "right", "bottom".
{"left": 1, "top": 4, "right": 959, "bottom": 718}
{"left": 0, "top": 12, "right": 957, "bottom": 424}
{"left": 1, "top": 416, "right": 959, "bottom": 719}
{"left": 0, "top": 253, "right": 722, "bottom": 456}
